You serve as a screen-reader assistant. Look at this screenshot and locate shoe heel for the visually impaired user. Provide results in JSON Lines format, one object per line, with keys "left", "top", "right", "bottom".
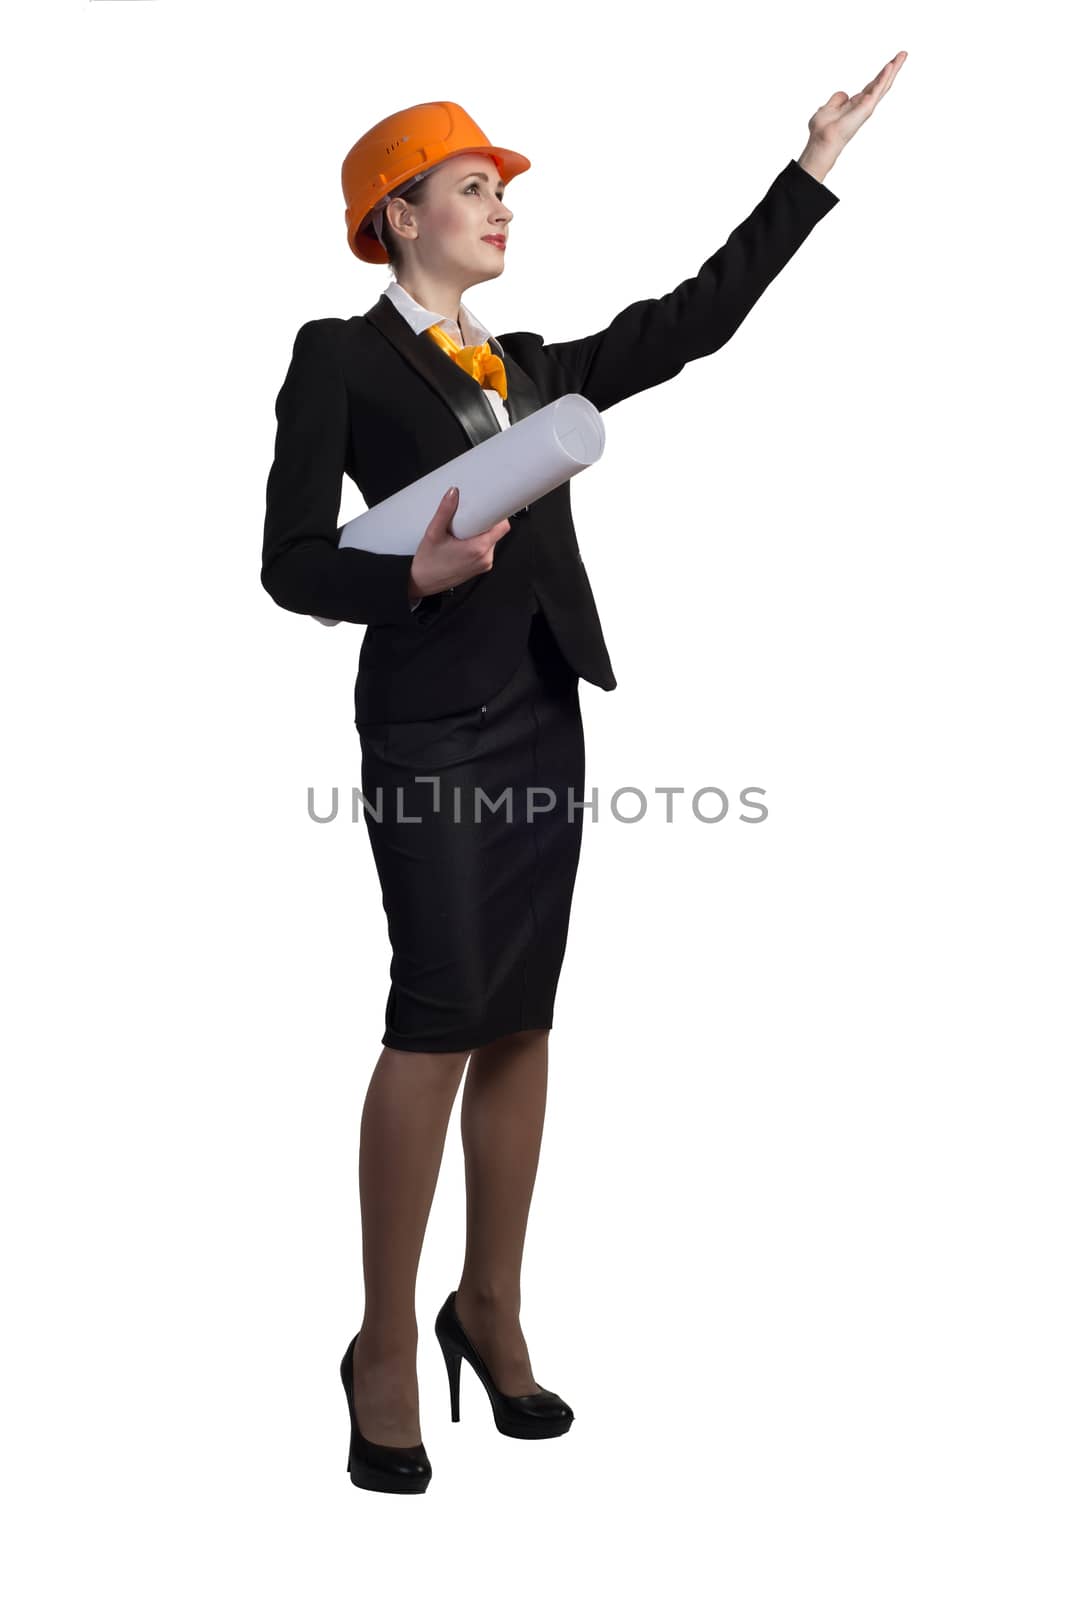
{"left": 439, "top": 1335, "right": 463, "bottom": 1422}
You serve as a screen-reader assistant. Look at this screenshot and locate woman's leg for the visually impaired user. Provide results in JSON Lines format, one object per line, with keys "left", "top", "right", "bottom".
{"left": 454, "top": 1027, "right": 551, "bottom": 1396}
{"left": 353, "top": 1044, "right": 468, "bottom": 1445}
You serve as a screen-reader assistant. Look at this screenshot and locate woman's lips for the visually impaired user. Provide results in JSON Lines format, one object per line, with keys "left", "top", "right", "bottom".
{"left": 482, "top": 236, "right": 506, "bottom": 250}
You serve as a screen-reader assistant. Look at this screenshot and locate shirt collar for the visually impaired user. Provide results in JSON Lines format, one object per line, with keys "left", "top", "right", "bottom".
{"left": 383, "top": 278, "right": 499, "bottom": 352}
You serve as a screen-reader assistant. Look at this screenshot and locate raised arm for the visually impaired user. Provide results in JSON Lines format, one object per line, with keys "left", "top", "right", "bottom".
{"left": 261, "top": 320, "right": 418, "bottom": 626}
{"left": 536, "top": 48, "right": 908, "bottom": 411}
{"left": 535, "top": 158, "right": 839, "bottom": 413}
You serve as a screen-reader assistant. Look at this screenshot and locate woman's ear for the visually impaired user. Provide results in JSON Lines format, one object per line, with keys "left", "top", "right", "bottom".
{"left": 389, "top": 198, "right": 415, "bottom": 236}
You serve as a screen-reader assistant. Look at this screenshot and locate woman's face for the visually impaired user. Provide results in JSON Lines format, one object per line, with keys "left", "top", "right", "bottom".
{"left": 392, "top": 153, "right": 513, "bottom": 284}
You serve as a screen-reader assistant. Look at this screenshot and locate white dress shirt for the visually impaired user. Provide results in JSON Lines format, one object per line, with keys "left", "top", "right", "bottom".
{"left": 382, "top": 278, "right": 511, "bottom": 609}
{"left": 383, "top": 278, "right": 511, "bottom": 430}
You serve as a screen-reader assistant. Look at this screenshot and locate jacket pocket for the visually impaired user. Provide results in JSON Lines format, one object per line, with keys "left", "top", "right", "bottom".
{"left": 372, "top": 703, "right": 486, "bottom": 772}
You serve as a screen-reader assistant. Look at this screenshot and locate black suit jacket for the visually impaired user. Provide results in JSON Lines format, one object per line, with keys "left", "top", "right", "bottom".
{"left": 261, "top": 158, "right": 838, "bottom": 726}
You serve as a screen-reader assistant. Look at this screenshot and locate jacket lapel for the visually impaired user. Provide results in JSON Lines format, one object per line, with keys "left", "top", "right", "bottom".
{"left": 364, "top": 294, "right": 542, "bottom": 444}
{"left": 492, "top": 335, "right": 542, "bottom": 430}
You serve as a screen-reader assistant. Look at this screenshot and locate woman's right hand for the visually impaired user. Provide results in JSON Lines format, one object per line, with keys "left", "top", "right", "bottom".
{"left": 407, "top": 487, "right": 511, "bottom": 603}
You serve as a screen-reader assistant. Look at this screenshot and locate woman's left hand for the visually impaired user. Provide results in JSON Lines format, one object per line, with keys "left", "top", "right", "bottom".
{"left": 799, "top": 50, "right": 908, "bottom": 179}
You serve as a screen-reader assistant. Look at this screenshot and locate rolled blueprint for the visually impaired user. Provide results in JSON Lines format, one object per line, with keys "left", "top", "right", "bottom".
{"left": 313, "top": 392, "right": 604, "bottom": 625}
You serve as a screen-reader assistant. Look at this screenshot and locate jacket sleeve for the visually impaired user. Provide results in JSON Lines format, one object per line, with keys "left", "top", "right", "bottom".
{"left": 261, "top": 319, "right": 419, "bottom": 626}
{"left": 537, "top": 159, "right": 839, "bottom": 411}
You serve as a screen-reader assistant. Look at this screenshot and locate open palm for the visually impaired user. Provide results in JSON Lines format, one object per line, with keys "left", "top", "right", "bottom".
{"left": 810, "top": 51, "right": 907, "bottom": 149}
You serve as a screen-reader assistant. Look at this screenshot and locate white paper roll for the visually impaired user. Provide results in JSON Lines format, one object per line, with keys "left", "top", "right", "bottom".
{"left": 312, "top": 393, "right": 604, "bottom": 625}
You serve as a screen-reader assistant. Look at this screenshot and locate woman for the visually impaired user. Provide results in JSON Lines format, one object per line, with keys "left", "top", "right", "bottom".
{"left": 261, "top": 61, "right": 906, "bottom": 1496}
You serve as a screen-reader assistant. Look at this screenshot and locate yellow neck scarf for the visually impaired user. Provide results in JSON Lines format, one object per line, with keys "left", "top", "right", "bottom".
{"left": 424, "top": 322, "right": 508, "bottom": 401}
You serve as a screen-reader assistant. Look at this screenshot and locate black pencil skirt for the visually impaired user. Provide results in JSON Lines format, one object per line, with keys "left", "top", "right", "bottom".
{"left": 357, "top": 602, "right": 585, "bottom": 1054}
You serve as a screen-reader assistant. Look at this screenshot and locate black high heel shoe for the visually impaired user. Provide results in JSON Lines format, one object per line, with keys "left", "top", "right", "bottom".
{"left": 434, "top": 1291, "right": 574, "bottom": 1440}
{"left": 340, "top": 1331, "right": 432, "bottom": 1494}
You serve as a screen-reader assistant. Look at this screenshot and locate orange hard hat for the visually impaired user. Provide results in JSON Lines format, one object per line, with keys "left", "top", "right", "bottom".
{"left": 342, "top": 101, "right": 531, "bottom": 264}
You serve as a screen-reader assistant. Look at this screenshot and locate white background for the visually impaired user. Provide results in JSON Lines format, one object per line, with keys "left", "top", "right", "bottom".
{"left": 4, "top": 2, "right": 1065, "bottom": 1595}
